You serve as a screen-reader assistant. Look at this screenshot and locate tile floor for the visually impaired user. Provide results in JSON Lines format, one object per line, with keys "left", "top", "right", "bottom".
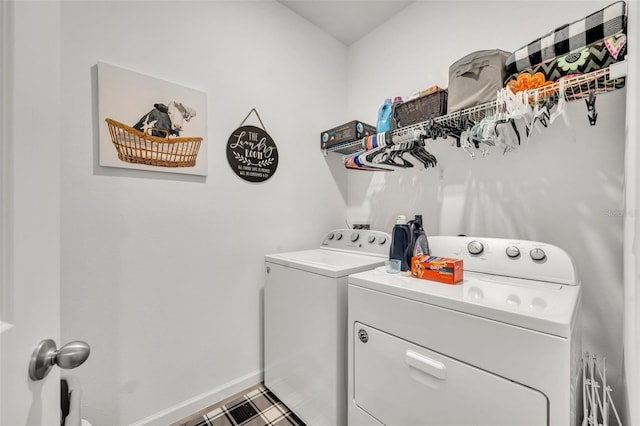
{"left": 173, "top": 383, "right": 305, "bottom": 426}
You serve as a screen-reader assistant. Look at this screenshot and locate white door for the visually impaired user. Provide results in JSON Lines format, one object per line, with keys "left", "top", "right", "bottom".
{"left": 1, "top": 1, "right": 63, "bottom": 425}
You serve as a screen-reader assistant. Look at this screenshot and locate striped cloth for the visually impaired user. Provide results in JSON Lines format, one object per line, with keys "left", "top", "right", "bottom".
{"left": 505, "top": 1, "right": 627, "bottom": 76}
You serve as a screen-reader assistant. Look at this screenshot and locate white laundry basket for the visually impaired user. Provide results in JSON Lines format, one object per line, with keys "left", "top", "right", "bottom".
{"left": 61, "top": 375, "right": 92, "bottom": 426}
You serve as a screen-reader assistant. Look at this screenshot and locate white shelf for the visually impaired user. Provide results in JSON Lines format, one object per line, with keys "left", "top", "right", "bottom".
{"left": 324, "top": 64, "right": 627, "bottom": 156}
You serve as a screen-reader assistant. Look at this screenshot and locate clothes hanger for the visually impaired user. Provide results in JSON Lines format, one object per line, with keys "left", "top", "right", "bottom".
{"left": 409, "top": 138, "right": 437, "bottom": 168}
{"left": 549, "top": 77, "right": 570, "bottom": 126}
{"left": 585, "top": 91, "right": 597, "bottom": 125}
{"left": 382, "top": 147, "right": 414, "bottom": 168}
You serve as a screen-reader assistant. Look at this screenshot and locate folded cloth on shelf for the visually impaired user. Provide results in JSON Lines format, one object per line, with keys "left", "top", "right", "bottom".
{"left": 505, "top": 33, "right": 627, "bottom": 90}
{"left": 505, "top": 1, "right": 627, "bottom": 75}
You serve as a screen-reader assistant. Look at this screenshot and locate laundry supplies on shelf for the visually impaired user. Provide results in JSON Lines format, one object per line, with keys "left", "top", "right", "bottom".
{"left": 392, "top": 86, "right": 448, "bottom": 129}
{"left": 447, "top": 49, "right": 511, "bottom": 114}
{"left": 322, "top": 1, "right": 628, "bottom": 172}
{"left": 376, "top": 98, "right": 394, "bottom": 133}
{"left": 321, "top": 120, "right": 376, "bottom": 155}
{"left": 327, "top": 64, "right": 625, "bottom": 167}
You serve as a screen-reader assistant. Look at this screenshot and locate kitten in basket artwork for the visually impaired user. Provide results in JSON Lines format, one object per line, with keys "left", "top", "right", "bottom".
{"left": 105, "top": 101, "right": 203, "bottom": 168}
{"left": 133, "top": 101, "right": 197, "bottom": 137}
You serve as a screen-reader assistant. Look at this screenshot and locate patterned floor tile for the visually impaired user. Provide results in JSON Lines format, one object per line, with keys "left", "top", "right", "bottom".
{"left": 172, "top": 383, "right": 305, "bottom": 426}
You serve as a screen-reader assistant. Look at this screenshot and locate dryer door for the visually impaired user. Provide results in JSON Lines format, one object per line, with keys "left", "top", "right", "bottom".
{"left": 353, "top": 323, "right": 548, "bottom": 426}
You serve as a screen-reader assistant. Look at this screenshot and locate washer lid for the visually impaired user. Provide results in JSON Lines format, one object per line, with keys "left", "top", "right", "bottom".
{"left": 265, "top": 249, "right": 386, "bottom": 278}
{"left": 349, "top": 267, "right": 581, "bottom": 338}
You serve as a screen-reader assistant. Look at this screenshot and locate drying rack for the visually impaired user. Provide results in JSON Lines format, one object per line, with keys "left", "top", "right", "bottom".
{"left": 582, "top": 352, "right": 622, "bottom": 426}
{"left": 323, "top": 63, "right": 627, "bottom": 156}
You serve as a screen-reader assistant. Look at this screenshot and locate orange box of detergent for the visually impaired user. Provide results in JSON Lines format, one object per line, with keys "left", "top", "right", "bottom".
{"left": 411, "top": 256, "right": 463, "bottom": 284}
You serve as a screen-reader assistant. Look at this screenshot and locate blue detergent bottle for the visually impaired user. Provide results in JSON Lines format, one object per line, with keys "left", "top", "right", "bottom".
{"left": 377, "top": 98, "right": 393, "bottom": 133}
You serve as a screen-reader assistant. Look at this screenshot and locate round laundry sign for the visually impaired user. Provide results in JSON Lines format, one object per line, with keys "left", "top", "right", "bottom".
{"left": 226, "top": 125, "right": 278, "bottom": 183}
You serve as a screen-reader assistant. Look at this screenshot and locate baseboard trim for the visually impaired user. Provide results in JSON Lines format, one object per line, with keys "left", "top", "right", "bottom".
{"left": 128, "top": 369, "right": 264, "bottom": 426}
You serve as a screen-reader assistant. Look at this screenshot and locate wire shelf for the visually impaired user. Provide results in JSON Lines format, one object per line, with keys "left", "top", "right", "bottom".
{"left": 322, "top": 139, "right": 365, "bottom": 156}
{"left": 323, "top": 64, "right": 626, "bottom": 156}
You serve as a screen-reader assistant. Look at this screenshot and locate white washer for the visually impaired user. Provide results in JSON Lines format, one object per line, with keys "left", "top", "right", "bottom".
{"left": 265, "top": 229, "right": 391, "bottom": 426}
{"left": 348, "top": 236, "right": 582, "bottom": 426}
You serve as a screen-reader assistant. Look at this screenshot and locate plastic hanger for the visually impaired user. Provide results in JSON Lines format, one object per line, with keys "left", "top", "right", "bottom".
{"left": 585, "top": 92, "right": 597, "bottom": 126}
{"left": 409, "top": 138, "right": 437, "bottom": 168}
{"left": 549, "top": 77, "right": 570, "bottom": 126}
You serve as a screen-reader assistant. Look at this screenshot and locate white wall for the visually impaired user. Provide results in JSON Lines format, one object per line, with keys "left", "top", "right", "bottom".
{"left": 623, "top": 1, "right": 639, "bottom": 424}
{"left": 347, "top": 0, "right": 627, "bottom": 415}
{"left": 60, "top": 2, "right": 348, "bottom": 424}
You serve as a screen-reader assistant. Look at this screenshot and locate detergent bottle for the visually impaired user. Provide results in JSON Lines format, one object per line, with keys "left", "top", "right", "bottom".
{"left": 409, "top": 215, "right": 430, "bottom": 259}
{"left": 389, "top": 215, "right": 412, "bottom": 271}
{"left": 376, "top": 98, "right": 393, "bottom": 133}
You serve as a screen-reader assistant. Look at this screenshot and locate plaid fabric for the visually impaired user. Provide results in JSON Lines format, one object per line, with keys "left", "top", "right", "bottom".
{"left": 181, "top": 385, "right": 305, "bottom": 426}
{"left": 505, "top": 1, "right": 627, "bottom": 75}
{"left": 505, "top": 33, "right": 628, "bottom": 85}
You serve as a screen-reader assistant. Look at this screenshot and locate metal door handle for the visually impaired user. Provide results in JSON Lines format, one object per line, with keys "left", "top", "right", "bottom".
{"left": 29, "top": 339, "right": 91, "bottom": 381}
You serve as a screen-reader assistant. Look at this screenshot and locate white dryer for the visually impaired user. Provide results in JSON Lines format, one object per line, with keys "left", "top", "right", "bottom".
{"left": 348, "top": 236, "right": 582, "bottom": 426}
{"left": 265, "top": 229, "right": 391, "bottom": 426}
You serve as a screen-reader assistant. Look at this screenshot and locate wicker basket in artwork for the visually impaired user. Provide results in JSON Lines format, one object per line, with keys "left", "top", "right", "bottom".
{"left": 106, "top": 118, "right": 202, "bottom": 168}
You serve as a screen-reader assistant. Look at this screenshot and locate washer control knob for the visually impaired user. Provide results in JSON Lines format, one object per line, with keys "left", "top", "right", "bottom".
{"left": 467, "top": 286, "right": 484, "bottom": 300}
{"left": 506, "top": 294, "right": 521, "bottom": 306}
{"left": 368, "top": 235, "right": 376, "bottom": 244}
{"left": 530, "top": 297, "right": 547, "bottom": 311}
{"left": 506, "top": 246, "right": 520, "bottom": 258}
{"left": 530, "top": 248, "right": 546, "bottom": 262}
{"left": 351, "top": 232, "right": 359, "bottom": 242}
{"left": 327, "top": 233, "right": 335, "bottom": 240}
{"left": 378, "top": 236, "right": 387, "bottom": 245}
{"left": 467, "top": 240, "right": 484, "bottom": 255}
{"left": 335, "top": 233, "right": 343, "bottom": 241}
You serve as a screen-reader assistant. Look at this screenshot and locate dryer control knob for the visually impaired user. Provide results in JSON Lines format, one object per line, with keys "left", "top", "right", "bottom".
{"left": 467, "top": 240, "right": 484, "bottom": 255}
{"left": 351, "top": 233, "right": 359, "bottom": 242}
{"left": 506, "top": 246, "right": 520, "bottom": 258}
{"left": 327, "top": 233, "right": 335, "bottom": 240}
{"left": 335, "top": 233, "right": 343, "bottom": 241}
{"left": 378, "top": 236, "right": 387, "bottom": 245}
{"left": 368, "top": 235, "right": 376, "bottom": 244}
{"left": 530, "top": 248, "right": 546, "bottom": 262}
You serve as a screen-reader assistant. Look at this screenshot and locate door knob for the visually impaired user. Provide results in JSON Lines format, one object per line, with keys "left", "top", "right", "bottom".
{"left": 29, "top": 339, "right": 91, "bottom": 381}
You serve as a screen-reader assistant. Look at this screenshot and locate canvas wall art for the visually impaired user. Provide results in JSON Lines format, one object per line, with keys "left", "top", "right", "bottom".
{"left": 98, "top": 62, "right": 208, "bottom": 176}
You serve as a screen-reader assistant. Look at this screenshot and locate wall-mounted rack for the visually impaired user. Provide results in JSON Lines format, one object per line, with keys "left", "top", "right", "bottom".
{"left": 323, "top": 63, "right": 627, "bottom": 157}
